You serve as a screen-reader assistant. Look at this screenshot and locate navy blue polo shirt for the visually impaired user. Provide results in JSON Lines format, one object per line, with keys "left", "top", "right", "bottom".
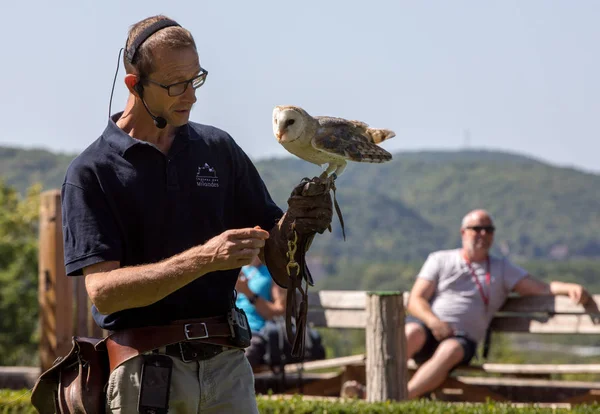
{"left": 61, "top": 113, "right": 283, "bottom": 331}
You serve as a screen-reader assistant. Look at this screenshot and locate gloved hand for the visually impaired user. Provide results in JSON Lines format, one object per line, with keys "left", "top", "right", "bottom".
{"left": 264, "top": 176, "right": 333, "bottom": 290}
{"left": 284, "top": 176, "right": 333, "bottom": 236}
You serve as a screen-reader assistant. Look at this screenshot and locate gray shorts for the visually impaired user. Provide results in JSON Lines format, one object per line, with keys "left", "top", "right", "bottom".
{"left": 105, "top": 347, "right": 258, "bottom": 413}
{"left": 406, "top": 315, "right": 477, "bottom": 367}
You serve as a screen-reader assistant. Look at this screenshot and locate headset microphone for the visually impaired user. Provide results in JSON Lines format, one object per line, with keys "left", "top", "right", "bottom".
{"left": 141, "top": 98, "right": 167, "bottom": 129}
{"left": 150, "top": 111, "right": 167, "bottom": 129}
{"left": 135, "top": 84, "right": 167, "bottom": 129}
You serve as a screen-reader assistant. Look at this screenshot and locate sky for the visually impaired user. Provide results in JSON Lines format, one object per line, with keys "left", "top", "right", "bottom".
{"left": 2, "top": 1, "right": 600, "bottom": 172}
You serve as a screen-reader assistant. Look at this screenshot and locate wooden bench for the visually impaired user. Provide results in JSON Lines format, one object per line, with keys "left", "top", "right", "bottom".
{"left": 255, "top": 290, "right": 600, "bottom": 403}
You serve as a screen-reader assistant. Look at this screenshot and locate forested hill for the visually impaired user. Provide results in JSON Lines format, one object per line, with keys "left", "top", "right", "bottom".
{"left": 3, "top": 145, "right": 600, "bottom": 262}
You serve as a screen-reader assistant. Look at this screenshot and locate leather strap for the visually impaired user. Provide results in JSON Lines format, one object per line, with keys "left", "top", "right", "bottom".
{"left": 283, "top": 176, "right": 344, "bottom": 358}
{"left": 332, "top": 182, "right": 345, "bottom": 240}
{"left": 101, "top": 316, "right": 233, "bottom": 373}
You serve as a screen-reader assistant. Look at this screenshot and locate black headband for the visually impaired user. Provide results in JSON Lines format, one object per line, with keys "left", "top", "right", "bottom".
{"left": 125, "top": 19, "right": 181, "bottom": 64}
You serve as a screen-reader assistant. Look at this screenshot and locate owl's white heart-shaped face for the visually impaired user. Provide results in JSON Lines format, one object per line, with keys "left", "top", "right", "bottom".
{"left": 272, "top": 106, "right": 307, "bottom": 143}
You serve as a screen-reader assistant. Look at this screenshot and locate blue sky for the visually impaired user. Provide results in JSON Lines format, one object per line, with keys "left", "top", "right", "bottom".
{"left": 2, "top": 1, "right": 599, "bottom": 172}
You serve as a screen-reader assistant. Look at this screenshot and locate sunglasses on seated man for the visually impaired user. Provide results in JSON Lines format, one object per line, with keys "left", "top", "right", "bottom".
{"left": 465, "top": 225, "right": 495, "bottom": 234}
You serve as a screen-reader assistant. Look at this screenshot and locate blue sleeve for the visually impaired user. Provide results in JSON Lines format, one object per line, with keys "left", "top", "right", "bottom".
{"left": 61, "top": 178, "right": 122, "bottom": 276}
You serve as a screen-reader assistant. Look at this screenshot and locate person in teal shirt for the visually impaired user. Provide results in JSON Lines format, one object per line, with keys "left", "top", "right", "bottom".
{"left": 235, "top": 256, "right": 286, "bottom": 368}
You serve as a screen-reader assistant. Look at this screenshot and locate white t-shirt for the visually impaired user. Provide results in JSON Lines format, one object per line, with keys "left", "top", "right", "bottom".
{"left": 416, "top": 249, "right": 528, "bottom": 342}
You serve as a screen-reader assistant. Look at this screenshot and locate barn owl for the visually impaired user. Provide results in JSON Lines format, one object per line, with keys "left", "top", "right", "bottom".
{"left": 272, "top": 105, "right": 395, "bottom": 179}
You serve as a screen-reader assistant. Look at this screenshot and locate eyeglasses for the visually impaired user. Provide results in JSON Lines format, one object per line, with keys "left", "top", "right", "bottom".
{"left": 465, "top": 226, "right": 496, "bottom": 234}
{"left": 145, "top": 68, "right": 208, "bottom": 97}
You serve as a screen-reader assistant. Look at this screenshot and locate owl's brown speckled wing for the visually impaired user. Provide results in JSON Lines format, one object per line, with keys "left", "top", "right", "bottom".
{"left": 311, "top": 116, "right": 393, "bottom": 163}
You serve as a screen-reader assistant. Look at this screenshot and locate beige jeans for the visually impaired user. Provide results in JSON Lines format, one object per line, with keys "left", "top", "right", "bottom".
{"left": 105, "top": 348, "right": 258, "bottom": 414}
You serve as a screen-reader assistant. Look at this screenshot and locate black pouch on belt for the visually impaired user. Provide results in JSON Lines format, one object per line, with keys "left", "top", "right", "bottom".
{"left": 228, "top": 306, "right": 252, "bottom": 348}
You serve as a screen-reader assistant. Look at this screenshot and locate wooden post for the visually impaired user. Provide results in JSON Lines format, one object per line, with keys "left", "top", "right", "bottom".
{"left": 365, "top": 291, "right": 407, "bottom": 402}
{"left": 38, "top": 190, "right": 73, "bottom": 371}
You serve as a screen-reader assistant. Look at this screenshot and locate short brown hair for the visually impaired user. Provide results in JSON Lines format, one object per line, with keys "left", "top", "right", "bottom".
{"left": 124, "top": 15, "right": 196, "bottom": 78}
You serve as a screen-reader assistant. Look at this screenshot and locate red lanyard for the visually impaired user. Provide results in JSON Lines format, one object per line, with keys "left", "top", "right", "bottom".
{"left": 463, "top": 254, "right": 491, "bottom": 307}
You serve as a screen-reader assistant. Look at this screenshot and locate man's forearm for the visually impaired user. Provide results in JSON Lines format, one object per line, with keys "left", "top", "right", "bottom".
{"left": 252, "top": 296, "right": 286, "bottom": 320}
{"left": 86, "top": 244, "right": 213, "bottom": 314}
{"left": 549, "top": 281, "right": 572, "bottom": 296}
{"left": 407, "top": 297, "right": 439, "bottom": 327}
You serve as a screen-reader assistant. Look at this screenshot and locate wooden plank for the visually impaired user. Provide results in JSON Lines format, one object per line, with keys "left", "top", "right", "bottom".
{"left": 308, "top": 291, "right": 600, "bottom": 319}
{"left": 272, "top": 357, "right": 589, "bottom": 387}
{"left": 490, "top": 314, "right": 600, "bottom": 334}
{"left": 306, "top": 291, "right": 410, "bottom": 310}
{"left": 282, "top": 372, "right": 343, "bottom": 397}
{"left": 307, "top": 290, "right": 366, "bottom": 309}
{"left": 563, "top": 390, "right": 600, "bottom": 405}
{"left": 477, "top": 363, "right": 600, "bottom": 375}
{"left": 269, "top": 354, "right": 366, "bottom": 376}
{"left": 499, "top": 295, "right": 600, "bottom": 316}
{"left": 457, "top": 376, "right": 600, "bottom": 389}
{"left": 435, "top": 376, "right": 600, "bottom": 404}
{"left": 307, "top": 309, "right": 367, "bottom": 328}
{"left": 435, "top": 376, "right": 508, "bottom": 402}
{"left": 408, "top": 359, "right": 484, "bottom": 373}
{"left": 410, "top": 359, "right": 600, "bottom": 375}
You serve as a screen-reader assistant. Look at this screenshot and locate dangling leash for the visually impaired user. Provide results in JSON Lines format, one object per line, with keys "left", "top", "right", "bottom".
{"left": 283, "top": 175, "right": 345, "bottom": 358}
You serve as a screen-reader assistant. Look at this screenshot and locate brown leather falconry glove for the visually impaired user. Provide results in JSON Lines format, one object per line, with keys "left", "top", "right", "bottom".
{"left": 264, "top": 176, "right": 333, "bottom": 357}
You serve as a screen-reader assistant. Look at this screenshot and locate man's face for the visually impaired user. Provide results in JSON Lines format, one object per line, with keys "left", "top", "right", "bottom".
{"left": 142, "top": 46, "right": 201, "bottom": 127}
{"left": 461, "top": 213, "right": 495, "bottom": 254}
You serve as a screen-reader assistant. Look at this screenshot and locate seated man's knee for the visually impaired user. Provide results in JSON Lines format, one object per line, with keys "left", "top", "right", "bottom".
{"left": 405, "top": 322, "right": 426, "bottom": 354}
{"left": 430, "top": 338, "right": 465, "bottom": 368}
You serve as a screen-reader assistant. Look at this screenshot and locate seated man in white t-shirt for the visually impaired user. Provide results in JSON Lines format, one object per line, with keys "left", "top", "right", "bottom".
{"left": 406, "top": 209, "right": 591, "bottom": 400}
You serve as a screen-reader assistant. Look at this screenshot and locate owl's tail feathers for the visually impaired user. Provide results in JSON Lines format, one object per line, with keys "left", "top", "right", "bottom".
{"left": 368, "top": 128, "right": 396, "bottom": 144}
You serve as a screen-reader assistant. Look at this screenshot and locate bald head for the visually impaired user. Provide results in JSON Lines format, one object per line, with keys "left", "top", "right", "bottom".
{"left": 461, "top": 209, "right": 494, "bottom": 229}
{"left": 460, "top": 209, "right": 495, "bottom": 260}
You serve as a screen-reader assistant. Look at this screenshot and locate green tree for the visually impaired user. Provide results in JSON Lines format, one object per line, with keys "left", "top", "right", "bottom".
{"left": 0, "top": 180, "right": 41, "bottom": 366}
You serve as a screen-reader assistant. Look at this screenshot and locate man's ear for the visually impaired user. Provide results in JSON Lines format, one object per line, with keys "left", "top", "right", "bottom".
{"left": 124, "top": 74, "right": 140, "bottom": 95}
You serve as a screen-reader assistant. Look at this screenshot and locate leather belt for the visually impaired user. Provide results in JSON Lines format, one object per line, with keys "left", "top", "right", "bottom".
{"left": 164, "top": 342, "right": 227, "bottom": 363}
{"left": 101, "top": 316, "right": 234, "bottom": 373}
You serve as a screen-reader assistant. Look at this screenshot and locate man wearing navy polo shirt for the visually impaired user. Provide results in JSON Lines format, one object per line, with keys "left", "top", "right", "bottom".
{"left": 61, "top": 15, "right": 332, "bottom": 414}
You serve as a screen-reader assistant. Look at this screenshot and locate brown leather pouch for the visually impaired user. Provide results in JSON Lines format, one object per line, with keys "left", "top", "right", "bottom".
{"left": 31, "top": 336, "right": 108, "bottom": 414}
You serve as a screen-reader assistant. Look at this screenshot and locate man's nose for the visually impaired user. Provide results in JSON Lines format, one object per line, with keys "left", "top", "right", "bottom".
{"left": 181, "top": 84, "right": 197, "bottom": 103}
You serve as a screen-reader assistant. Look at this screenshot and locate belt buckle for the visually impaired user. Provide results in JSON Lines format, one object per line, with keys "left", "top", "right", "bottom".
{"left": 184, "top": 323, "right": 208, "bottom": 340}
{"left": 179, "top": 342, "right": 194, "bottom": 363}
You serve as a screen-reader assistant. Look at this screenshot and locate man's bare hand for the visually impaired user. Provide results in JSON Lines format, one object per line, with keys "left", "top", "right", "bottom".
{"left": 235, "top": 273, "right": 252, "bottom": 296}
{"left": 201, "top": 226, "right": 269, "bottom": 272}
{"left": 427, "top": 319, "right": 454, "bottom": 341}
{"left": 566, "top": 283, "right": 591, "bottom": 305}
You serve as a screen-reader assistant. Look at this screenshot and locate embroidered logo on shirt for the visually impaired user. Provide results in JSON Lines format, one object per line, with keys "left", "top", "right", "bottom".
{"left": 196, "top": 163, "right": 219, "bottom": 188}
